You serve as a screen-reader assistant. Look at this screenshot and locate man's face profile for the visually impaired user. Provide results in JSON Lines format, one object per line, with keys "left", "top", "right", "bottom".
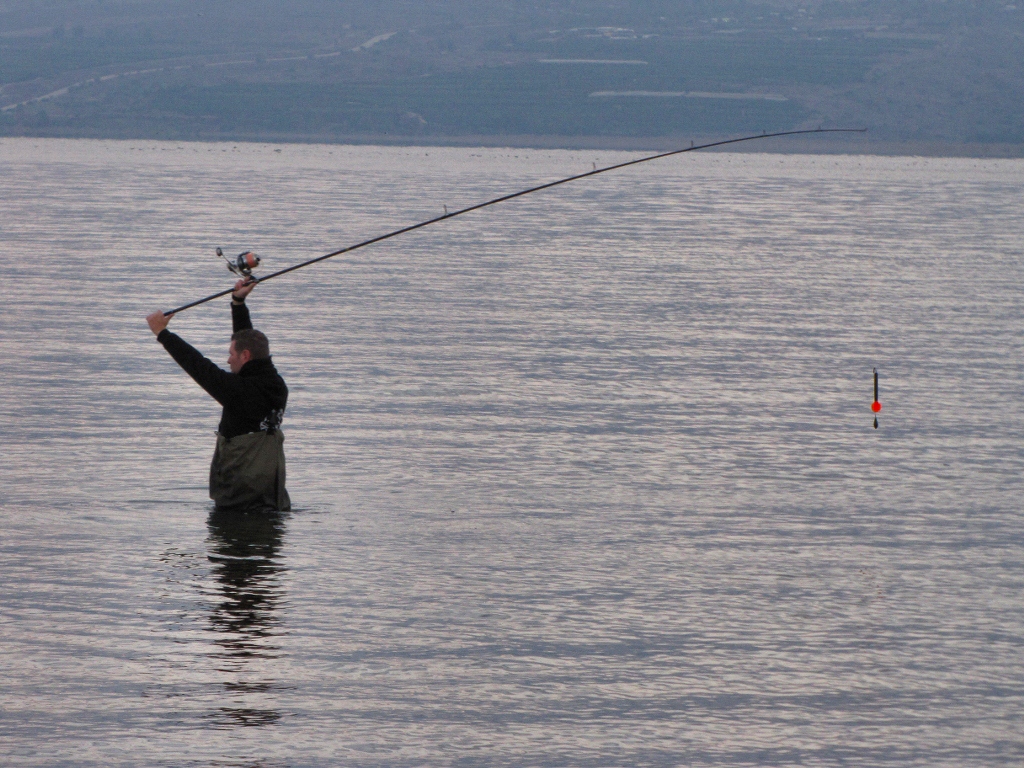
{"left": 227, "top": 341, "right": 251, "bottom": 373}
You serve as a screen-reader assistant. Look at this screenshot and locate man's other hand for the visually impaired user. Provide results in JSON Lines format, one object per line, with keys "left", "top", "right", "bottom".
{"left": 147, "top": 310, "right": 172, "bottom": 336}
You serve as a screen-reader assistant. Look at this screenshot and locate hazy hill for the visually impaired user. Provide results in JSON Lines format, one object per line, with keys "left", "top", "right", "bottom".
{"left": 2, "top": 1, "right": 1022, "bottom": 152}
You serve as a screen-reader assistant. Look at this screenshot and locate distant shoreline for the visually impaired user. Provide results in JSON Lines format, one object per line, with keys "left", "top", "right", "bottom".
{"left": 2, "top": 128, "right": 1023, "bottom": 159}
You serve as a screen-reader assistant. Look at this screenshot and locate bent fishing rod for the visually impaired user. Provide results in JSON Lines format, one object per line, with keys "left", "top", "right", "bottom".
{"left": 164, "top": 126, "right": 865, "bottom": 316}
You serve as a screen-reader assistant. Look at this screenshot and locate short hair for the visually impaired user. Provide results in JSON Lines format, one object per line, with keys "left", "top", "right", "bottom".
{"left": 231, "top": 328, "right": 270, "bottom": 360}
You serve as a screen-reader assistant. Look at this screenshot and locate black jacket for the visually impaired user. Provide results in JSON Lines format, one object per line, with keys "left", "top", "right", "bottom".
{"left": 157, "top": 302, "right": 288, "bottom": 439}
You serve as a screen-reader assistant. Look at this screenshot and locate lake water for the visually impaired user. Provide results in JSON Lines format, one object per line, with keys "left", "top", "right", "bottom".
{"left": 1, "top": 138, "right": 1022, "bottom": 766}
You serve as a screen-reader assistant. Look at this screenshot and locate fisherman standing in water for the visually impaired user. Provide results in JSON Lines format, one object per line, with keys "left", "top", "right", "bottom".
{"left": 146, "top": 278, "right": 290, "bottom": 511}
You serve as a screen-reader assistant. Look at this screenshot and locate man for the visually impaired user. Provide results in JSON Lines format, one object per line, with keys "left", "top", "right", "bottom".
{"left": 146, "top": 279, "right": 290, "bottom": 511}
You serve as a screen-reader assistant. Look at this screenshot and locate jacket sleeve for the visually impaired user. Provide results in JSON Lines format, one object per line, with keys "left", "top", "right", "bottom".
{"left": 232, "top": 301, "right": 253, "bottom": 333}
{"left": 157, "top": 330, "right": 247, "bottom": 407}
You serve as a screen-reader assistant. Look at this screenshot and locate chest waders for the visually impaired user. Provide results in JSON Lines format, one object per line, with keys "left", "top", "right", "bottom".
{"left": 210, "top": 430, "right": 290, "bottom": 511}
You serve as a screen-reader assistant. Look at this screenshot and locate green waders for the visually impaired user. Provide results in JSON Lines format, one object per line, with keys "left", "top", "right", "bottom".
{"left": 209, "top": 429, "right": 290, "bottom": 511}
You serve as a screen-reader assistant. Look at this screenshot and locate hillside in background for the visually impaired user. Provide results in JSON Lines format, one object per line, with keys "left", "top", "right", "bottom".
{"left": 2, "top": 1, "right": 1023, "bottom": 152}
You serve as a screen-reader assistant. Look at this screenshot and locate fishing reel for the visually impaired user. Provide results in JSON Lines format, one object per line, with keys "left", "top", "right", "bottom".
{"left": 216, "top": 247, "right": 261, "bottom": 279}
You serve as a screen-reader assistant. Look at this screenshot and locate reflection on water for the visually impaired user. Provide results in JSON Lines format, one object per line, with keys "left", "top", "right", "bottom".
{"left": 206, "top": 509, "right": 287, "bottom": 728}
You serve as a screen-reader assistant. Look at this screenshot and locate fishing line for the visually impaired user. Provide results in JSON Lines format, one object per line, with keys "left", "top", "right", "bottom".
{"left": 163, "top": 127, "right": 866, "bottom": 316}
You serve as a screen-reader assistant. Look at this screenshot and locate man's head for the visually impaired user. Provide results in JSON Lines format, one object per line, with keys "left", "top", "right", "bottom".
{"left": 228, "top": 329, "right": 270, "bottom": 373}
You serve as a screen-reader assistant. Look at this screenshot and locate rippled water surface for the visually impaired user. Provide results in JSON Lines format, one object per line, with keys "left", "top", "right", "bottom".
{"left": 2, "top": 138, "right": 1023, "bottom": 766}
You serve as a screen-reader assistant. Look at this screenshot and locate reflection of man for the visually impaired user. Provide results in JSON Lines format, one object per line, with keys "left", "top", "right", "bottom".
{"left": 146, "top": 279, "right": 290, "bottom": 510}
{"left": 206, "top": 507, "right": 286, "bottom": 727}
{"left": 207, "top": 508, "right": 285, "bottom": 648}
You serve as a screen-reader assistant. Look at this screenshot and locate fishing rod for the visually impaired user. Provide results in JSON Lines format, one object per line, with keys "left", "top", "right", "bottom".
{"left": 164, "top": 126, "right": 866, "bottom": 316}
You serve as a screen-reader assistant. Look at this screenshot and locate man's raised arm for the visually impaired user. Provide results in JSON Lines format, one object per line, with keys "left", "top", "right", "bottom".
{"left": 231, "top": 278, "right": 256, "bottom": 332}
